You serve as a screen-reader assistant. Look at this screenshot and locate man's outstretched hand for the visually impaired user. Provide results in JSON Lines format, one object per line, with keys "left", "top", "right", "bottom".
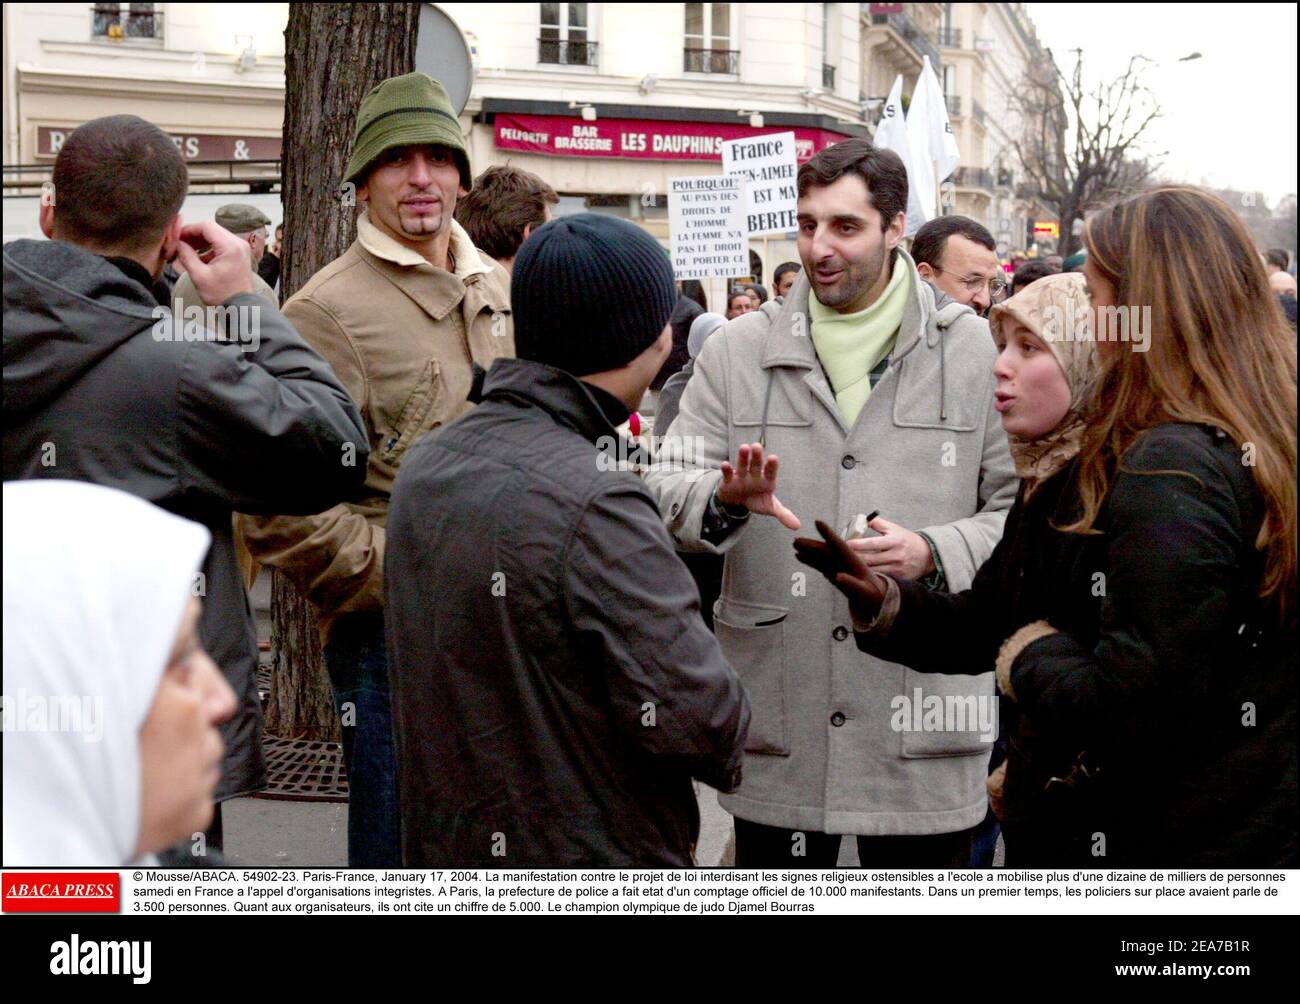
{"left": 717, "top": 442, "right": 800, "bottom": 530}
{"left": 793, "top": 519, "right": 891, "bottom": 623}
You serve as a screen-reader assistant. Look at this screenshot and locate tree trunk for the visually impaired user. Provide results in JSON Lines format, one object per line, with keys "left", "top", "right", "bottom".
{"left": 266, "top": 1, "right": 419, "bottom": 740}
{"left": 1059, "top": 199, "right": 1082, "bottom": 258}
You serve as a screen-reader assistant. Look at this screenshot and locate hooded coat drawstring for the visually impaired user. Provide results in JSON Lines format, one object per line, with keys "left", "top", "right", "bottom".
{"left": 939, "top": 320, "right": 948, "bottom": 421}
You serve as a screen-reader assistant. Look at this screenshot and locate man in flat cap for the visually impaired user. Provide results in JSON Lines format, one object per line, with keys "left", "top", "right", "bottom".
{"left": 238, "top": 72, "right": 513, "bottom": 867}
{"left": 171, "top": 203, "right": 277, "bottom": 320}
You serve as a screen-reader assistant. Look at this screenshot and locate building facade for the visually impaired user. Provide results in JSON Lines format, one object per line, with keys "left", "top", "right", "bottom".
{"left": 3, "top": 4, "right": 1060, "bottom": 274}
{"left": 443, "top": 2, "right": 872, "bottom": 296}
{"left": 2, "top": 2, "right": 287, "bottom": 189}
{"left": 930, "top": 1, "right": 1059, "bottom": 255}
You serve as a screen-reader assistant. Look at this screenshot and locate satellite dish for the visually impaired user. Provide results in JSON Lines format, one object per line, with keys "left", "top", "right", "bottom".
{"left": 415, "top": 4, "right": 475, "bottom": 115}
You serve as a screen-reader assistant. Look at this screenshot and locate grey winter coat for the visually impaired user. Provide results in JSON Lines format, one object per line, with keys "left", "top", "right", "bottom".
{"left": 645, "top": 251, "right": 1018, "bottom": 835}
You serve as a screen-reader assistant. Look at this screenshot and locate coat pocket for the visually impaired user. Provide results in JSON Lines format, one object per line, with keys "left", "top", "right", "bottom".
{"left": 713, "top": 597, "right": 789, "bottom": 756}
{"left": 379, "top": 358, "right": 443, "bottom": 466}
{"left": 898, "top": 668, "right": 997, "bottom": 758}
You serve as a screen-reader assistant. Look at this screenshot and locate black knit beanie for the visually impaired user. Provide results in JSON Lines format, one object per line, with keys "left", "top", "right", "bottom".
{"left": 512, "top": 213, "right": 677, "bottom": 376}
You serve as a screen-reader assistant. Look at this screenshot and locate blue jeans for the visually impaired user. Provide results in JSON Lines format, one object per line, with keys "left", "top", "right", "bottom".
{"left": 970, "top": 807, "right": 1000, "bottom": 867}
{"left": 324, "top": 613, "right": 401, "bottom": 867}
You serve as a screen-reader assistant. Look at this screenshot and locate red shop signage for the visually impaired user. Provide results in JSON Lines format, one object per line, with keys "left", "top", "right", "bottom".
{"left": 495, "top": 114, "right": 849, "bottom": 163}
{"left": 37, "top": 125, "right": 281, "bottom": 162}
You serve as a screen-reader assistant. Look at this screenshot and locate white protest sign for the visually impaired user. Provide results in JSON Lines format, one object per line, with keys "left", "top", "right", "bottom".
{"left": 668, "top": 175, "right": 749, "bottom": 280}
{"left": 720, "top": 131, "right": 799, "bottom": 236}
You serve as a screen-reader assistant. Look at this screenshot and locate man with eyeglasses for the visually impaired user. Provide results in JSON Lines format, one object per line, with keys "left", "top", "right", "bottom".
{"left": 911, "top": 216, "right": 1004, "bottom": 317}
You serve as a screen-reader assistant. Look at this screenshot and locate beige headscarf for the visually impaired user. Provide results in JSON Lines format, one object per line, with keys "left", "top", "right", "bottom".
{"left": 988, "top": 272, "right": 1099, "bottom": 497}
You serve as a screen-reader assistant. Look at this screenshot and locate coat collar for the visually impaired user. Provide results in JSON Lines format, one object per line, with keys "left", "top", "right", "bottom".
{"left": 353, "top": 212, "right": 509, "bottom": 322}
{"left": 474, "top": 358, "right": 631, "bottom": 447}
{"left": 356, "top": 211, "right": 492, "bottom": 279}
{"left": 760, "top": 247, "right": 941, "bottom": 370}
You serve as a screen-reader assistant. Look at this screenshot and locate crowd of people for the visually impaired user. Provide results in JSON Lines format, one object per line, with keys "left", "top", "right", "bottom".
{"left": 3, "top": 70, "right": 1296, "bottom": 870}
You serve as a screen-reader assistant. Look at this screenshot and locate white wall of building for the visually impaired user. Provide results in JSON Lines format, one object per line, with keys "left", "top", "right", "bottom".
{"left": 3, "top": 2, "right": 288, "bottom": 164}
{"left": 439, "top": 2, "right": 861, "bottom": 116}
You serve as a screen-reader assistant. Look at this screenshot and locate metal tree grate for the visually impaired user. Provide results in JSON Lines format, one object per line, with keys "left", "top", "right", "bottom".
{"left": 255, "top": 660, "right": 349, "bottom": 802}
{"left": 256, "top": 736, "right": 349, "bottom": 802}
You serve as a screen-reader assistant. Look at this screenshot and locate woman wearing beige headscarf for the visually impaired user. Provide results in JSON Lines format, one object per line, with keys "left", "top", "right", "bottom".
{"left": 794, "top": 273, "right": 1103, "bottom": 865}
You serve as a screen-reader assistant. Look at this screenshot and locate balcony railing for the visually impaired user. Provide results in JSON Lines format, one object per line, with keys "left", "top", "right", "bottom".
{"left": 951, "top": 166, "right": 996, "bottom": 191}
{"left": 92, "top": 4, "right": 162, "bottom": 40}
{"left": 538, "top": 38, "right": 599, "bottom": 66}
{"left": 972, "top": 99, "right": 987, "bottom": 125}
{"left": 822, "top": 63, "right": 836, "bottom": 89}
{"left": 684, "top": 47, "right": 740, "bottom": 74}
{"left": 869, "top": 11, "right": 942, "bottom": 69}
{"left": 936, "top": 26, "right": 962, "bottom": 48}
{"left": 946, "top": 94, "right": 962, "bottom": 117}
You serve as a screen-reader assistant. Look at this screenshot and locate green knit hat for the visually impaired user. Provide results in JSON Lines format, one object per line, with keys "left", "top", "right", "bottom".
{"left": 344, "top": 72, "right": 471, "bottom": 190}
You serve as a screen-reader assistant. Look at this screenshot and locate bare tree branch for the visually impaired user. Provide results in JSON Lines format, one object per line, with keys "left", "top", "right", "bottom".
{"left": 1007, "top": 47, "right": 1164, "bottom": 255}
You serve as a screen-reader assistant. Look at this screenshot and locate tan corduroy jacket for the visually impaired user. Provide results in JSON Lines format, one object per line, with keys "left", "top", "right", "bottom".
{"left": 237, "top": 213, "right": 513, "bottom": 643}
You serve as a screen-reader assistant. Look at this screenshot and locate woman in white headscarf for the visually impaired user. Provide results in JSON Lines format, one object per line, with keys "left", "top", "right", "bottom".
{"left": 3, "top": 480, "right": 235, "bottom": 866}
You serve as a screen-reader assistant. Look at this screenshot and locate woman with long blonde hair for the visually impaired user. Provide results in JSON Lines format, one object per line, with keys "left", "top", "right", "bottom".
{"left": 796, "top": 188, "right": 1297, "bottom": 867}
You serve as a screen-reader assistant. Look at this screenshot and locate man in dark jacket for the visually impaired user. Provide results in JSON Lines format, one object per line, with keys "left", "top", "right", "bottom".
{"left": 2, "top": 115, "right": 369, "bottom": 835}
{"left": 386, "top": 213, "right": 750, "bottom": 867}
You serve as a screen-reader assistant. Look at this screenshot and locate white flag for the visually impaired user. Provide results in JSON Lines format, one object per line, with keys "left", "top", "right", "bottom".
{"left": 872, "top": 74, "right": 929, "bottom": 237}
{"left": 906, "top": 55, "right": 961, "bottom": 222}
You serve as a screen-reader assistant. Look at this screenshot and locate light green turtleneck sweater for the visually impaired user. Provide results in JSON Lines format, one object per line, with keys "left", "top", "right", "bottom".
{"left": 808, "top": 255, "right": 911, "bottom": 426}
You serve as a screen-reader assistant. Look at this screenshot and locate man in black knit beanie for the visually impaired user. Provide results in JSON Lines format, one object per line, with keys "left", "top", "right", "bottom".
{"left": 385, "top": 213, "right": 751, "bottom": 867}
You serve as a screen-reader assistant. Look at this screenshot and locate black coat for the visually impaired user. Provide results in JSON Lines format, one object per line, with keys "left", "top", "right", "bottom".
{"left": 858, "top": 423, "right": 1296, "bottom": 867}
{"left": 385, "top": 358, "right": 750, "bottom": 867}
{"left": 257, "top": 250, "right": 281, "bottom": 292}
{"left": 3, "top": 239, "right": 369, "bottom": 800}
{"left": 651, "top": 295, "right": 702, "bottom": 391}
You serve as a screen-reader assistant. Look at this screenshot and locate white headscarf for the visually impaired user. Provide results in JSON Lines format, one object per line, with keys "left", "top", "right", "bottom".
{"left": 3, "top": 480, "right": 211, "bottom": 866}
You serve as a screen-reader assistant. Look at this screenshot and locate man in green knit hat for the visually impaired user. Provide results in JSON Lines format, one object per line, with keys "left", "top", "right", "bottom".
{"left": 239, "top": 72, "right": 514, "bottom": 868}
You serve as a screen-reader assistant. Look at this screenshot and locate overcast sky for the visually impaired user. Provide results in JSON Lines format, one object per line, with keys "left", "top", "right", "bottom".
{"left": 1025, "top": 2, "right": 1297, "bottom": 208}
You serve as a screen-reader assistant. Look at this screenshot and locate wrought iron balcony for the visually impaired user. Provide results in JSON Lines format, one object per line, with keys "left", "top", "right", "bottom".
{"left": 823, "top": 63, "right": 836, "bottom": 89}
{"left": 869, "top": 10, "right": 942, "bottom": 69}
{"left": 92, "top": 3, "right": 162, "bottom": 40}
{"left": 538, "top": 37, "right": 599, "bottom": 66}
{"left": 936, "top": 26, "right": 962, "bottom": 48}
{"left": 946, "top": 94, "right": 962, "bottom": 117}
{"left": 951, "top": 166, "right": 996, "bottom": 191}
{"left": 684, "top": 47, "right": 740, "bottom": 74}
